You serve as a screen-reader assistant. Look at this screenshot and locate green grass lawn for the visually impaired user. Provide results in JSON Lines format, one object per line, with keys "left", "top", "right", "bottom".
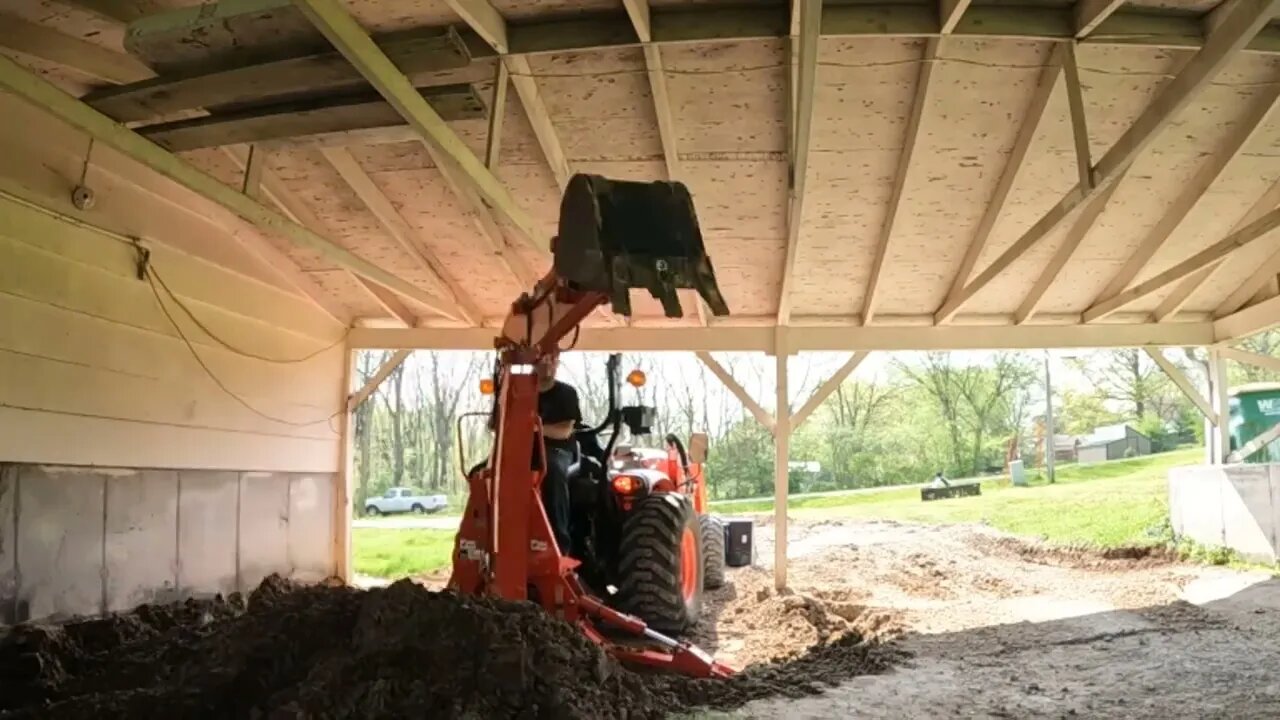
{"left": 353, "top": 528, "right": 455, "bottom": 578}
{"left": 353, "top": 449, "right": 1207, "bottom": 578}
{"left": 716, "top": 449, "right": 1203, "bottom": 549}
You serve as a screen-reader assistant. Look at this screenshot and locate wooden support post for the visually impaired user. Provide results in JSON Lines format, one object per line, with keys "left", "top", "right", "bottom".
{"left": 773, "top": 347, "right": 791, "bottom": 591}
{"left": 791, "top": 353, "right": 866, "bottom": 429}
{"left": 1209, "top": 348, "right": 1231, "bottom": 463}
{"left": 1145, "top": 348, "right": 1217, "bottom": 424}
{"left": 334, "top": 343, "right": 356, "bottom": 581}
{"left": 348, "top": 349, "right": 412, "bottom": 411}
{"left": 695, "top": 352, "right": 776, "bottom": 432}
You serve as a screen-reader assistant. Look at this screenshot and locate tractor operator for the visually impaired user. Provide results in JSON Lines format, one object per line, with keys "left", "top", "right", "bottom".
{"left": 537, "top": 351, "right": 581, "bottom": 557}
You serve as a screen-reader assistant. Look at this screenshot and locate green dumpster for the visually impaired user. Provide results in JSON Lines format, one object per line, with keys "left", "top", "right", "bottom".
{"left": 1229, "top": 383, "right": 1280, "bottom": 463}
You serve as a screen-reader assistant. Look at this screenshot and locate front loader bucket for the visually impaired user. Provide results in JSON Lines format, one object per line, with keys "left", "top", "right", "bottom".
{"left": 554, "top": 173, "right": 730, "bottom": 319}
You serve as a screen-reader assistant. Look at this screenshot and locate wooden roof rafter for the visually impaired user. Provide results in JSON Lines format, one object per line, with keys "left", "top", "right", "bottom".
{"left": 777, "top": 0, "right": 822, "bottom": 326}
{"left": 934, "top": 0, "right": 1280, "bottom": 325}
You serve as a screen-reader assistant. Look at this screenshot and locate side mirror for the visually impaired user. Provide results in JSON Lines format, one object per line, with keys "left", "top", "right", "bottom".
{"left": 688, "top": 433, "right": 709, "bottom": 464}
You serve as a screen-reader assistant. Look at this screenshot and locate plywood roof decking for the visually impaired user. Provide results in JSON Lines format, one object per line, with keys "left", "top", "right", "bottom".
{"left": 3, "top": 0, "right": 1280, "bottom": 337}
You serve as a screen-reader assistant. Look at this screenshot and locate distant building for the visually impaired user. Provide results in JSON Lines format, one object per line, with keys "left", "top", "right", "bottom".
{"left": 1077, "top": 423, "right": 1152, "bottom": 464}
{"left": 1050, "top": 434, "right": 1081, "bottom": 463}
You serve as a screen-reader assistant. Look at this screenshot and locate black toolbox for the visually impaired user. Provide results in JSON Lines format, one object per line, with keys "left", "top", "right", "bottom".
{"left": 722, "top": 518, "right": 754, "bottom": 567}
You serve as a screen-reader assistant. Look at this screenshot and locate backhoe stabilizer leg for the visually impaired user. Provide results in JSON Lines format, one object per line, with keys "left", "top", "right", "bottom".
{"left": 576, "top": 593, "right": 734, "bottom": 678}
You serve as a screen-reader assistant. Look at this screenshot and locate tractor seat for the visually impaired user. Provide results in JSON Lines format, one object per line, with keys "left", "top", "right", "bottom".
{"left": 568, "top": 455, "right": 604, "bottom": 510}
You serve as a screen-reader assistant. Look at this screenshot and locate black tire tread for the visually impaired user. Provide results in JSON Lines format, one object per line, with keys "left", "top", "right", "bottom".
{"left": 615, "top": 494, "right": 701, "bottom": 634}
{"left": 700, "top": 514, "right": 726, "bottom": 589}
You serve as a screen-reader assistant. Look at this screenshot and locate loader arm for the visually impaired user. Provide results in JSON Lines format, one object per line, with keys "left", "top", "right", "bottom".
{"left": 447, "top": 173, "right": 733, "bottom": 679}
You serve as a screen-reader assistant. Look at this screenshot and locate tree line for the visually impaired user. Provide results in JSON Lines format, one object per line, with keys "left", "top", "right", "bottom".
{"left": 351, "top": 335, "right": 1280, "bottom": 509}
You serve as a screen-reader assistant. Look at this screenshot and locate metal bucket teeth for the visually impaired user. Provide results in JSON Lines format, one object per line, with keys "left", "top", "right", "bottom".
{"left": 554, "top": 173, "right": 731, "bottom": 319}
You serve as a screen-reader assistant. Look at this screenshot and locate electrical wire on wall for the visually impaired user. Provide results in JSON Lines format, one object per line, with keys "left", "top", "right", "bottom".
{"left": 134, "top": 241, "right": 347, "bottom": 432}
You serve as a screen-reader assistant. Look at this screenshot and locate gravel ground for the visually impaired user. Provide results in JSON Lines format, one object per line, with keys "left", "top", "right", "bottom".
{"left": 725, "top": 518, "right": 1280, "bottom": 719}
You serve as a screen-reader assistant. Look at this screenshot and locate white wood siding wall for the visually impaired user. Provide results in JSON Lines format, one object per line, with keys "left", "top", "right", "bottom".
{"left": 0, "top": 95, "right": 347, "bottom": 473}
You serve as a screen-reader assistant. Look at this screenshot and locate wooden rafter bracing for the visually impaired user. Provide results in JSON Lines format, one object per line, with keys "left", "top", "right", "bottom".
{"left": 945, "top": 46, "right": 1063, "bottom": 300}
{"left": 292, "top": 0, "right": 540, "bottom": 244}
{"left": 224, "top": 145, "right": 418, "bottom": 327}
{"left": 1084, "top": 207, "right": 1280, "bottom": 322}
{"left": 935, "top": 0, "right": 1279, "bottom": 324}
{"left": 939, "top": 0, "right": 973, "bottom": 35}
{"left": 1062, "top": 41, "right": 1092, "bottom": 189}
{"left": 318, "top": 146, "right": 483, "bottom": 325}
{"left": 777, "top": 0, "right": 822, "bottom": 325}
{"left": 1220, "top": 347, "right": 1280, "bottom": 373}
{"left": 219, "top": 146, "right": 353, "bottom": 326}
{"left": 1215, "top": 295, "right": 1280, "bottom": 342}
{"left": 347, "top": 349, "right": 412, "bottom": 411}
{"left": 863, "top": 36, "right": 939, "bottom": 325}
{"left": 0, "top": 52, "right": 457, "bottom": 320}
{"left": 82, "top": 28, "right": 471, "bottom": 124}
{"left": 0, "top": 12, "right": 152, "bottom": 85}
{"left": 1075, "top": 0, "right": 1127, "bottom": 39}
{"left": 1094, "top": 82, "right": 1280, "bottom": 303}
{"left": 695, "top": 352, "right": 777, "bottom": 432}
{"left": 1145, "top": 348, "right": 1217, "bottom": 424}
{"left": 791, "top": 353, "right": 867, "bottom": 429}
{"left": 1158, "top": 177, "right": 1280, "bottom": 322}
{"left": 1229, "top": 421, "right": 1280, "bottom": 463}
{"left": 1214, "top": 180, "right": 1280, "bottom": 318}
{"left": 1015, "top": 168, "right": 1127, "bottom": 324}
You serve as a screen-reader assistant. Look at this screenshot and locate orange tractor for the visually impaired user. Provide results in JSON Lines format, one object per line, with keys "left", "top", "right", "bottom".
{"left": 448, "top": 174, "right": 732, "bottom": 678}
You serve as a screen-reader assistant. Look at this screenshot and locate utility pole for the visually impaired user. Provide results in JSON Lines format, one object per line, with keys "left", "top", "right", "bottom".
{"left": 1044, "top": 349, "right": 1056, "bottom": 484}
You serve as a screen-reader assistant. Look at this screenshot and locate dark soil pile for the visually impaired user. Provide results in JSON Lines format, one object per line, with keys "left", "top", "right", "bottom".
{"left": 0, "top": 576, "right": 902, "bottom": 720}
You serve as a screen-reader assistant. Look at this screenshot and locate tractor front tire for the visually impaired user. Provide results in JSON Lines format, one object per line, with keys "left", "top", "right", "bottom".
{"left": 616, "top": 494, "right": 703, "bottom": 635}
{"left": 700, "top": 514, "right": 726, "bottom": 589}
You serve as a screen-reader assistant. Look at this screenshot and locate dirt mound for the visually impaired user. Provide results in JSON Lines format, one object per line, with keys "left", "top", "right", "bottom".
{"left": 0, "top": 576, "right": 902, "bottom": 719}
{"left": 971, "top": 535, "right": 1178, "bottom": 570}
{"left": 693, "top": 567, "right": 903, "bottom": 670}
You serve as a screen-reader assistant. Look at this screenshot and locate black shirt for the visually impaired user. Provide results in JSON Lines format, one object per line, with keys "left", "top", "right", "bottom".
{"left": 539, "top": 381, "right": 582, "bottom": 451}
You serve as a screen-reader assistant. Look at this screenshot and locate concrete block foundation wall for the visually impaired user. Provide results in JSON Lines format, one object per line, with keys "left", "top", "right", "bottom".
{"left": 0, "top": 463, "right": 337, "bottom": 625}
{"left": 1168, "top": 463, "right": 1280, "bottom": 563}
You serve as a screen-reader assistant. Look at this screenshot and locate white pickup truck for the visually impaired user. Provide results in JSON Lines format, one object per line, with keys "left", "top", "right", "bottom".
{"left": 364, "top": 487, "right": 448, "bottom": 516}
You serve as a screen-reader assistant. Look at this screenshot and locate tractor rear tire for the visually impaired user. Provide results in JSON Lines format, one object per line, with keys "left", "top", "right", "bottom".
{"left": 700, "top": 514, "right": 726, "bottom": 590}
{"left": 616, "top": 494, "right": 703, "bottom": 635}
